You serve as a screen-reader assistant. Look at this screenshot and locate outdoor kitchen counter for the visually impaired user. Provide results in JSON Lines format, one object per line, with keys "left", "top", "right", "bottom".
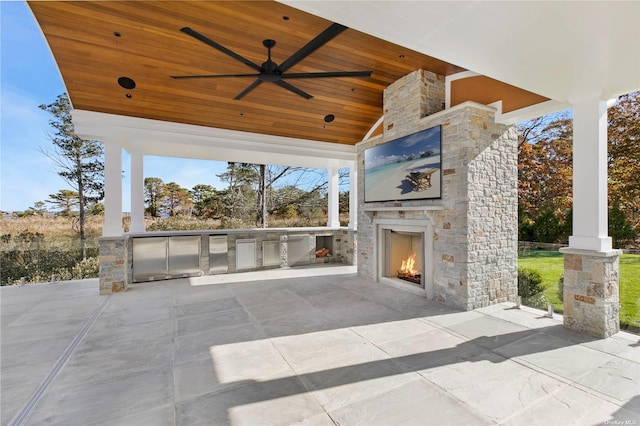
{"left": 123, "top": 227, "right": 356, "bottom": 283}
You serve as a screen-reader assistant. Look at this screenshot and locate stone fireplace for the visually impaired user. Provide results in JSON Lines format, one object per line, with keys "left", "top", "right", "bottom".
{"left": 375, "top": 217, "right": 434, "bottom": 297}
{"left": 357, "top": 70, "right": 518, "bottom": 311}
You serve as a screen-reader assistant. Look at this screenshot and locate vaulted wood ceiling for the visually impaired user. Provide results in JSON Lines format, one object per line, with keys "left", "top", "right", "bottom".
{"left": 28, "top": 1, "right": 546, "bottom": 145}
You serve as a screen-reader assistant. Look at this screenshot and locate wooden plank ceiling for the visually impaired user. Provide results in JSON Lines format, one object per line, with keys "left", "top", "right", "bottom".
{"left": 28, "top": 1, "right": 543, "bottom": 145}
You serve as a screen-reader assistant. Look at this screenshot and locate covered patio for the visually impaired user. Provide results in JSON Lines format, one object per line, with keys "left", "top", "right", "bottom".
{"left": 6, "top": 1, "right": 639, "bottom": 424}
{"left": 2, "top": 271, "right": 639, "bottom": 425}
{"left": 26, "top": 1, "right": 640, "bottom": 339}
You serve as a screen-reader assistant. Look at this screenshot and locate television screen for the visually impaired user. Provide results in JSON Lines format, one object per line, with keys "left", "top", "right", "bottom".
{"left": 364, "top": 125, "right": 442, "bottom": 202}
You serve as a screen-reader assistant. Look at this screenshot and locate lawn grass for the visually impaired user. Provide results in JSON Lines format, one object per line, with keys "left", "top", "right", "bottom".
{"left": 618, "top": 254, "right": 640, "bottom": 331}
{"left": 518, "top": 250, "right": 640, "bottom": 332}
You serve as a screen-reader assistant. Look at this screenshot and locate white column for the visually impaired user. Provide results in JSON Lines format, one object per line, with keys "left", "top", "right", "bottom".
{"left": 103, "top": 142, "right": 123, "bottom": 236}
{"left": 568, "top": 95, "right": 612, "bottom": 252}
{"left": 348, "top": 164, "right": 357, "bottom": 230}
{"left": 129, "top": 149, "right": 145, "bottom": 233}
{"left": 327, "top": 167, "right": 340, "bottom": 228}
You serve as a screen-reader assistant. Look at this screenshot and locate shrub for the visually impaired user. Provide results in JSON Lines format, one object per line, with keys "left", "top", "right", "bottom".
{"left": 70, "top": 257, "right": 100, "bottom": 279}
{"left": 557, "top": 275, "right": 564, "bottom": 302}
{"left": 518, "top": 267, "right": 548, "bottom": 309}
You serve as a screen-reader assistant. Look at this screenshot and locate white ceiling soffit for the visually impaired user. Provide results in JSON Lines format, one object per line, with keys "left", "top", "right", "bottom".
{"left": 72, "top": 110, "right": 355, "bottom": 169}
{"left": 280, "top": 1, "right": 640, "bottom": 103}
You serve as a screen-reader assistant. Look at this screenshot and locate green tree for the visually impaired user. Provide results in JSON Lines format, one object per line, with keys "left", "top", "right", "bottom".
{"left": 47, "top": 189, "right": 80, "bottom": 217}
{"left": 217, "top": 162, "right": 258, "bottom": 223}
{"left": 18, "top": 201, "right": 48, "bottom": 217}
{"left": 518, "top": 92, "right": 640, "bottom": 246}
{"left": 532, "top": 207, "right": 563, "bottom": 243}
{"left": 517, "top": 113, "right": 573, "bottom": 220}
{"left": 339, "top": 191, "right": 350, "bottom": 214}
{"left": 190, "top": 184, "right": 221, "bottom": 218}
{"left": 144, "top": 177, "right": 166, "bottom": 217}
{"left": 609, "top": 201, "right": 637, "bottom": 248}
{"left": 88, "top": 202, "right": 104, "bottom": 216}
{"left": 162, "top": 182, "right": 192, "bottom": 217}
{"left": 518, "top": 203, "right": 535, "bottom": 241}
{"left": 39, "top": 93, "right": 104, "bottom": 260}
{"left": 608, "top": 92, "right": 640, "bottom": 237}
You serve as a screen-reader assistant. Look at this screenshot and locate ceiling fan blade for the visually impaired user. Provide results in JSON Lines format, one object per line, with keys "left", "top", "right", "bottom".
{"left": 281, "top": 71, "right": 372, "bottom": 79}
{"left": 234, "top": 79, "right": 263, "bottom": 100}
{"left": 181, "top": 27, "right": 263, "bottom": 72}
{"left": 277, "top": 23, "right": 347, "bottom": 73}
{"left": 274, "top": 80, "right": 313, "bottom": 99}
{"left": 171, "top": 73, "right": 259, "bottom": 79}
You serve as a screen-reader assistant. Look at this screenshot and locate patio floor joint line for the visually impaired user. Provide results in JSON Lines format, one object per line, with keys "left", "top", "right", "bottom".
{"left": 8, "top": 294, "right": 113, "bottom": 426}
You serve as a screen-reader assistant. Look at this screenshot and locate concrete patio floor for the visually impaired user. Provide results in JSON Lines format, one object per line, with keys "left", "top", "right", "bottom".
{"left": 2, "top": 265, "right": 639, "bottom": 426}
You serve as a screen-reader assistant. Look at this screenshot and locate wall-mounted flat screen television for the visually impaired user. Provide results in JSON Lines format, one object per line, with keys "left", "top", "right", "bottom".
{"left": 364, "top": 125, "right": 442, "bottom": 202}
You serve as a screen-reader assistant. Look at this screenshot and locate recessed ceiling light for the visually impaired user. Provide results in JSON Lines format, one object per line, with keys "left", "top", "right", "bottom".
{"left": 118, "top": 76, "right": 136, "bottom": 90}
{"left": 324, "top": 114, "right": 335, "bottom": 123}
{"left": 125, "top": 93, "right": 132, "bottom": 98}
{"left": 113, "top": 31, "right": 121, "bottom": 37}
{"left": 282, "top": 16, "right": 290, "bottom": 21}
{"left": 399, "top": 54, "right": 405, "bottom": 59}
{"left": 239, "top": 112, "right": 244, "bottom": 116}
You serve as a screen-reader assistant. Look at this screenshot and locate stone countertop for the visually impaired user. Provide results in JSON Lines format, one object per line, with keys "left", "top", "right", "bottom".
{"left": 120, "top": 227, "right": 351, "bottom": 238}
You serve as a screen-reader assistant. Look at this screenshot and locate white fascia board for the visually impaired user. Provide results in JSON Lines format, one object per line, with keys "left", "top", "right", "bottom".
{"left": 72, "top": 110, "right": 355, "bottom": 169}
{"left": 489, "top": 99, "right": 571, "bottom": 125}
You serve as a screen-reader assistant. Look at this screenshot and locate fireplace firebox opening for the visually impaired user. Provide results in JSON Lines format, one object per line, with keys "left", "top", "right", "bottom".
{"left": 383, "top": 229, "right": 424, "bottom": 288}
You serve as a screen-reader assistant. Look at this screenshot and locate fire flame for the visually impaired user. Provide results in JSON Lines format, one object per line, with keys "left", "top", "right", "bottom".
{"left": 400, "top": 253, "right": 419, "bottom": 276}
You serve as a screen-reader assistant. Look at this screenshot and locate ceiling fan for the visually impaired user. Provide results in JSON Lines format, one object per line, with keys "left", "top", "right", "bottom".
{"left": 171, "top": 23, "right": 372, "bottom": 100}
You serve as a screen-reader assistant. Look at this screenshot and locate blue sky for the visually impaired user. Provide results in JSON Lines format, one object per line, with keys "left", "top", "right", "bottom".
{"left": 364, "top": 126, "right": 441, "bottom": 170}
{"left": 0, "top": 1, "right": 230, "bottom": 212}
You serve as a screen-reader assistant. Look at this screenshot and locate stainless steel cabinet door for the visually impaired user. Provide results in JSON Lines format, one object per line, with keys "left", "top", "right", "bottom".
{"left": 168, "top": 235, "right": 201, "bottom": 277}
{"left": 132, "top": 237, "right": 168, "bottom": 282}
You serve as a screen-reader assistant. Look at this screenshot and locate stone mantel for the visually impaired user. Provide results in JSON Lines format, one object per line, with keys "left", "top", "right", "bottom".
{"left": 362, "top": 205, "right": 444, "bottom": 220}
{"left": 363, "top": 206, "right": 445, "bottom": 212}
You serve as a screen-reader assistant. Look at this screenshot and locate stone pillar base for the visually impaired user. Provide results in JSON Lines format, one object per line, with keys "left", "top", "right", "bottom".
{"left": 99, "top": 236, "right": 127, "bottom": 295}
{"left": 560, "top": 247, "right": 622, "bottom": 338}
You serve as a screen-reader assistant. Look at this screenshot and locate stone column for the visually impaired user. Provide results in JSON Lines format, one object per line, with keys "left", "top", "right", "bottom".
{"left": 99, "top": 237, "right": 127, "bottom": 294}
{"left": 129, "top": 149, "right": 145, "bottom": 233}
{"left": 327, "top": 167, "right": 340, "bottom": 228}
{"left": 348, "top": 164, "right": 357, "bottom": 230}
{"left": 100, "top": 141, "right": 126, "bottom": 294}
{"left": 560, "top": 248, "right": 621, "bottom": 338}
{"left": 561, "top": 95, "right": 620, "bottom": 338}
{"left": 569, "top": 95, "right": 612, "bottom": 252}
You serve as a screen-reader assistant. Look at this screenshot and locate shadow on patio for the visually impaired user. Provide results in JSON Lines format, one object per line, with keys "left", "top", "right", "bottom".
{"left": 2, "top": 266, "right": 639, "bottom": 425}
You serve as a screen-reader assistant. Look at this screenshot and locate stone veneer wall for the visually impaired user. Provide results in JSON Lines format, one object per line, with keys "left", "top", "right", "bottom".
{"left": 99, "top": 236, "right": 127, "bottom": 295}
{"left": 357, "top": 70, "right": 518, "bottom": 310}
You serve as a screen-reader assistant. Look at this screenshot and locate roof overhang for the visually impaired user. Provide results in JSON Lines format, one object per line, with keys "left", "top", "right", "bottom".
{"left": 26, "top": 0, "right": 575, "bottom": 151}
{"left": 281, "top": 1, "right": 640, "bottom": 105}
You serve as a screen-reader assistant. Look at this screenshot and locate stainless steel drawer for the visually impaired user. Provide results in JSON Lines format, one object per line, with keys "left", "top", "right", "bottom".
{"left": 209, "top": 235, "right": 228, "bottom": 274}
